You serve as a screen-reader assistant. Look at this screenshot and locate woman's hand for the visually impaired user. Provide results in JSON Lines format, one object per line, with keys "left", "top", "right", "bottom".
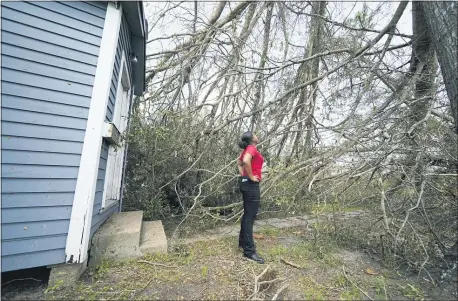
{"left": 250, "top": 175, "right": 260, "bottom": 182}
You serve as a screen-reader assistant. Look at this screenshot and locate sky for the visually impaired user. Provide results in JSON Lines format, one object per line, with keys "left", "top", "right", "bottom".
{"left": 144, "top": 1, "right": 413, "bottom": 55}
{"left": 140, "top": 1, "right": 415, "bottom": 151}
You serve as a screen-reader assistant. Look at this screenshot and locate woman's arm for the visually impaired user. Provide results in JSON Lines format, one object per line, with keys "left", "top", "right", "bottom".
{"left": 237, "top": 158, "right": 244, "bottom": 176}
{"left": 242, "top": 153, "right": 259, "bottom": 182}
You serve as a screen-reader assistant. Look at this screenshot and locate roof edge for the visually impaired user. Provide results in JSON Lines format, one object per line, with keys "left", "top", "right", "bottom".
{"left": 121, "top": 1, "right": 148, "bottom": 96}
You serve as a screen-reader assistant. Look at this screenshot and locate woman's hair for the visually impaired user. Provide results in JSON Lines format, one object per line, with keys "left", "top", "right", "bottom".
{"left": 238, "top": 131, "right": 253, "bottom": 149}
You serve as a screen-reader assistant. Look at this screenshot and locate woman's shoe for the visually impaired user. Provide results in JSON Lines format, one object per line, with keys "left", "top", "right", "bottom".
{"left": 243, "top": 253, "right": 265, "bottom": 264}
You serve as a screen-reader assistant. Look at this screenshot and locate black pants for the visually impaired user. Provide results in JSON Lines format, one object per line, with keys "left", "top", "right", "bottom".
{"left": 238, "top": 177, "right": 260, "bottom": 256}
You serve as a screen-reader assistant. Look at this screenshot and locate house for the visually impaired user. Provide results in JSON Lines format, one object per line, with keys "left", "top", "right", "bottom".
{"left": 1, "top": 1, "right": 148, "bottom": 273}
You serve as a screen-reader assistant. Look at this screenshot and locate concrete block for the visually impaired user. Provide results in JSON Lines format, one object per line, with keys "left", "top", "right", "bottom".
{"left": 48, "top": 259, "right": 87, "bottom": 288}
{"left": 139, "top": 221, "right": 168, "bottom": 255}
{"left": 89, "top": 211, "right": 143, "bottom": 266}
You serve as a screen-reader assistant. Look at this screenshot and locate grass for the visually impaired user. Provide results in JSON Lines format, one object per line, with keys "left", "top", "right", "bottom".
{"left": 266, "top": 244, "right": 288, "bottom": 257}
{"left": 400, "top": 283, "right": 425, "bottom": 300}
{"left": 373, "top": 275, "right": 389, "bottom": 300}
{"left": 311, "top": 203, "right": 364, "bottom": 214}
{"left": 42, "top": 225, "right": 448, "bottom": 301}
{"left": 257, "top": 226, "right": 282, "bottom": 237}
{"left": 44, "top": 229, "right": 342, "bottom": 300}
{"left": 300, "top": 276, "right": 328, "bottom": 300}
{"left": 340, "top": 286, "right": 362, "bottom": 300}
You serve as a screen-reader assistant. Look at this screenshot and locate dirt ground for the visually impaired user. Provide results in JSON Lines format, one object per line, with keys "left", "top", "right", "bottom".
{"left": 2, "top": 225, "right": 456, "bottom": 301}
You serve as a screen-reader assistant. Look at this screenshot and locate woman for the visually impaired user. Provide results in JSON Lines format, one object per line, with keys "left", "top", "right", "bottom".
{"left": 237, "top": 131, "right": 265, "bottom": 264}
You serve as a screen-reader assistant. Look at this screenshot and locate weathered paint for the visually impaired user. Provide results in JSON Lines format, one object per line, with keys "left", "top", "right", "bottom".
{"left": 91, "top": 14, "right": 134, "bottom": 237}
{"left": 1, "top": 1, "right": 106, "bottom": 272}
{"left": 106, "top": 16, "right": 133, "bottom": 122}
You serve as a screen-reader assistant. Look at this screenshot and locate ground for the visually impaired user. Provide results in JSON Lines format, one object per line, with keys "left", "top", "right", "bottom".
{"left": 2, "top": 222, "right": 456, "bottom": 301}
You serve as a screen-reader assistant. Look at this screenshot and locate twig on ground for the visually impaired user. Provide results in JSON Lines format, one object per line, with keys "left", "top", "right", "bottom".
{"left": 280, "top": 257, "right": 301, "bottom": 269}
{"left": 250, "top": 265, "right": 290, "bottom": 300}
{"left": 258, "top": 277, "right": 287, "bottom": 286}
{"left": 382, "top": 278, "right": 388, "bottom": 300}
{"left": 259, "top": 277, "right": 291, "bottom": 298}
{"left": 102, "top": 290, "right": 137, "bottom": 293}
{"left": 194, "top": 286, "right": 208, "bottom": 300}
{"left": 137, "top": 260, "right": 179, "bottom": 269}
{"left": 237, "top": 281, "right": 240, "bottom": 301}
{"left": 255, "top": 265, "right": 271, "bottom": 289}
{"left": 249, "top": 265, "right": 271, "bottom": 300}
{"left": 2, "top": 278, "right": 42, "bottom": 286}
{"left": 342, "top": 266, "right": 373, "bottom": 300}
{"left": 271, "top": 283, "right": 289, "bottom": 301}
{"left": 130, "top": 276, "right": 155, "bottom": 300}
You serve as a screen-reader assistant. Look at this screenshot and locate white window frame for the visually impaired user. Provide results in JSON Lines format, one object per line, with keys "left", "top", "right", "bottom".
{"left": 100, "top": 51, "right": 131, "bottom": 212}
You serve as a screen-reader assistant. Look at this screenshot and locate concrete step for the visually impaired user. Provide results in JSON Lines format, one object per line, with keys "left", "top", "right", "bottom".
{"left": 139, "top": 220, "right": 168, "bottom": 255}
{"left": 89, "top": 211, "right": 143, "bottom": 266}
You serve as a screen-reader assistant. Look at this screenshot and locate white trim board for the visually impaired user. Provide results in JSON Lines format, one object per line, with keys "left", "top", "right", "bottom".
{"left": 0, "top": 4, "right": 3, "bottom": 267}
{"left": 65, "top": 2, "right": 122, "bottom": 264}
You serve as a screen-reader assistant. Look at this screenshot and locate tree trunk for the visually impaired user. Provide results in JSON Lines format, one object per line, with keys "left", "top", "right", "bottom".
{"left": 289, "top": 1, "right": 326, "bottom": 159}
{"left": 407, "top": 2, "right": 437, "bottom": 186}
{"left": 420, "top": 1, "right": 458, "bottom": 133}
{"left": 251, "top": 2, "right": 274, "bottom": 133}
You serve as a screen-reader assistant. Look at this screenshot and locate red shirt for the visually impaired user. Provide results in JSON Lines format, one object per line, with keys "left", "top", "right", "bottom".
{"left": 239, "top": 145, "right": 264, "bottom": 180}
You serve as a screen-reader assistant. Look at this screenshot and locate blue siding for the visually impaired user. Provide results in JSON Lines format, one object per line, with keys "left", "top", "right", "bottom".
{"left": 90, "top": 13, "right": 134, "bottom": 237}
{"left": 1, "top": 1, "right": 107, "bottom": 272}
{"left": 1, "top": 249, "right": 66, "bottom": 272}
{"left": 2, "top": 235, "right": 68, "bottom": 256}
{"left": 2, "top": 220, "right": 70, "bottom": 240}
{"left": 2, "top": 192, "right": 76, "bottom": 208}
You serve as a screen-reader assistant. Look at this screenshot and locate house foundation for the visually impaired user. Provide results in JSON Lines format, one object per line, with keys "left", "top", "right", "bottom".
{"left": 89, "top": 211, "right": 167, "bottom": 267}
{"left": 47, "top": 259, "right": 87, "bottom": 289}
